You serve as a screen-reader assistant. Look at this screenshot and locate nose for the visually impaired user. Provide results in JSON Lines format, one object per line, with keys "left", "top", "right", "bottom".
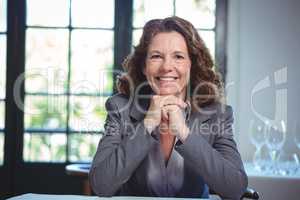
{"left": 160, "top": 56, "right": 174, "bottom": 72}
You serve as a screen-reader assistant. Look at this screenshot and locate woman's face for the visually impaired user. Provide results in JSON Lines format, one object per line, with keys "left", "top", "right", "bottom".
{"left": 144, "top": 31, "right": 191, "bottom": 98}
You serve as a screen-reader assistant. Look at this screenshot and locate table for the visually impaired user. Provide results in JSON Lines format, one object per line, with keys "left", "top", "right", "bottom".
{"left": 65, "top": 164, "right": 91, "bottom": 195}
{"left": 7, "top": 193, "right": 211, "bottom": 200}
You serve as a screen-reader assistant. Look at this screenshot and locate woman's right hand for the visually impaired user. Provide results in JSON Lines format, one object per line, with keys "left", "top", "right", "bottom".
{"left": 143, "top": 95, "right": 187, "bottom": 134}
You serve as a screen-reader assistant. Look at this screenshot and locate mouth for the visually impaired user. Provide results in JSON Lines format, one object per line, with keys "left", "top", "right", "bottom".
{"left": 152, "top": 76, "right": 182, "bottom": 94}
{"left": 155, "top": 76, "right": 179, "bottom": 81}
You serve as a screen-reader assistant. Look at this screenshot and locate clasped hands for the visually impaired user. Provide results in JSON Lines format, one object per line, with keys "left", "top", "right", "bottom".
{"left": 143, "top": 95, "right": 190, "bottom": 142}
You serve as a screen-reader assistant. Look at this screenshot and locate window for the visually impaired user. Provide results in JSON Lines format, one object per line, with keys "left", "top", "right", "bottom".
{"left": 23, "top": 0, "right": 114, "bottom": 162}
{"left": 132, "top": 0, "right": 216, "bottom": 59}
{"left": 0, "top": 0, "right": 7, "bottom": 165}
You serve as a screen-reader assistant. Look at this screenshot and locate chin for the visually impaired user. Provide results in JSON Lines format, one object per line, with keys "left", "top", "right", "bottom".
{"left": 155, "top": 88, "right": 180, "bottom": 96}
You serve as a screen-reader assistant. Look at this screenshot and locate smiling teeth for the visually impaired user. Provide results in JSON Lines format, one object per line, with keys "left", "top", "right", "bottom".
{"left": 158, "top": 77, "right": 177, "bottom": 80}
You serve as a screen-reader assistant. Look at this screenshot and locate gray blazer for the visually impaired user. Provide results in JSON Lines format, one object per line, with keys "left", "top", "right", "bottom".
{"left": 89, "top": 93, "right": 248, "bottom": 199}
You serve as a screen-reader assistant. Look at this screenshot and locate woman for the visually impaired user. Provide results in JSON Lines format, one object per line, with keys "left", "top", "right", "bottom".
{"left": 89, "top": 16, "right": 248, "bottom": 199}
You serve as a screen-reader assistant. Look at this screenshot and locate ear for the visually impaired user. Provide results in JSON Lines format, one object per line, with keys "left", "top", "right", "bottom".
{"left": 142, "top": 67, "right": 146, "bottom": 76}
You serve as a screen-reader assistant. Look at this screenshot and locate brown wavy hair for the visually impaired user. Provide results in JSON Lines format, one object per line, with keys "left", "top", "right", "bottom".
{"left": 118, "top": 16, "right": 224, "bottom": 111}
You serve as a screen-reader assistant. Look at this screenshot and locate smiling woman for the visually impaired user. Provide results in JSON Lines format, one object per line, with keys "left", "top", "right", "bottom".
{"left": 89, "top": 16, "right": 248, "bottom": 200}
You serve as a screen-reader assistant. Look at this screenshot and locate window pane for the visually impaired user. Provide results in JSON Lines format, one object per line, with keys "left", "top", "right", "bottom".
{"left": 0, "top": 101, "right": 4, "bottom": 129}
{"left": 69, "top": 133, "right": 102, "bottom": 162}
{"left": 198, "top": 30, "right": 215, "bottom": 60}
{"left": 26, "top": 0, "right": 70, "bottom": 27}
{"left": 23, "top": 133, "right": 66, "bottom": 162}
{"left": 0, "top": 35, "right": 6, "bottom": 99}
{"left": 70, "top": 30, "right": 113, "bottom": 94}
{"left": 24, "top": 96, "right": 67, "bottom": 130}
{"left": 133, "top": 0, "right": 173, "bottom": 28}
{"left": 0, "top": 133, "right": 3, "bottom": 165}
{"left": 176, "top": 0, "right": 216, "bottom": 29}
{"left": 69, "top": 96, "right": 107, "bottom": 132}
{"left": 25, "top": 28, "right": 69, "bottom": 94}
{"left": 132, "top": 29, "right": 143, "bottom": 47}
{"left": 0, "top": 0, "right": 7, "bottom": 31}
{"left": 71, "top": 0, "right": 114, "bottom": 28}
{"left": 0, "top": 0, "right": 5, "bottom": 166}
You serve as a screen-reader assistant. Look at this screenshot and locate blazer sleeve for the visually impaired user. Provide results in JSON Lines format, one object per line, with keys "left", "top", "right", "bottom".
{"left": 174, "top": 105, "right": 248, "bottom": 200}
{"left": 89, "top": 97, "right": 158, "bottom": 196}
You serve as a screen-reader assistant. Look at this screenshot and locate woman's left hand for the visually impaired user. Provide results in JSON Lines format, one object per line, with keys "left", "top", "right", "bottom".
{"left": 162, "top": 104, "right": 190, "bottom": 142}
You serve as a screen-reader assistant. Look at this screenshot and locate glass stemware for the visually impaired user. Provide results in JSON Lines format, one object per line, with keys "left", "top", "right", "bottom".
{"left": 249, "top": 119, "right": 266, "bottom": 150}
{"left": 293, "top": 120, "right": 300, "bottom": 175}
{"left": 252, "top": 144, "right": 272, "bottom": 173}
{"left": 294, "top": 120, "right": 300, "bottom": 150}
{"left": 249, "top": 119, "right": 267, "bottom": 172}
{"left": 265, "top": 120, "right": 287, "bottom": 174}
{"left": 277, "top": 151, "right": 300, "bottom": 176}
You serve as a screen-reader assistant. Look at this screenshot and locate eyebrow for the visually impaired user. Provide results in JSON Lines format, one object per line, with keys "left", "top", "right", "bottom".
{"left": 148, "top": 50, "right": 162, "bottom": 54}
{"left": 148, "top": 50, "right": 187, "bottom": 55}
{"left": 173, "top": 51, "right": 186, "bottom": 55}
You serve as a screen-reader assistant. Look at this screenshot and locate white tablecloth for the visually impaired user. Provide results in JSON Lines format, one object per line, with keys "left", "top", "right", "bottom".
{"left": 7, "top": 194, "right": 212, "bottom": 200}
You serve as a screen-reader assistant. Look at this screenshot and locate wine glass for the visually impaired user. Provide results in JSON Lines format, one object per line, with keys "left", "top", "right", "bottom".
{"left": 265, "top": 120, "right": 287, "bottom": 174}
{"left": 277, "top": 151, "right": 300, "bottom": 176}
{"left": 293, "top": 120, "right": 300, "bottom": 175}
{"left": 249, "top": 119, "right": 267, "bottom": 171}
{"left": 249, "top": 119, "right": 267, "bottom": 150}
{"left": 293, "top": 120, "right": 300, "bottom": 151}
{"left": 252, "top": 144, "right": 272, "bottom": 174}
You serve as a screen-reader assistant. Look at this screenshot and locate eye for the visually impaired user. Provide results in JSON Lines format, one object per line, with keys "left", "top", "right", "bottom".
{"left": 150, "top": 54, "right": 162, "bottom": 59}
{"left": 175, "top": 54, "right": 184, "bottom": 59}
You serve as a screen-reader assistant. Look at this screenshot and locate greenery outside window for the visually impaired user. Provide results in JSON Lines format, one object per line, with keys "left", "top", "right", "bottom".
{"left": 23, "top": 0, "right": 114, "bottom": 162}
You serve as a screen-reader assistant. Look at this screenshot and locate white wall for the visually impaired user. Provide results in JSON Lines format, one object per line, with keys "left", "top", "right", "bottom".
{"left": 227, "top": 0, "right": 300, "bottom": 199}
{"left": 227, "top": 0, "right": 300, "bottom": 161}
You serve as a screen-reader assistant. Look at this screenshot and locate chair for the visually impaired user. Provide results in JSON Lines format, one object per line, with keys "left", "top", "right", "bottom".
{"left": 210, "top": 187, "right": 259, "bottom": 199}
{"left": 241, "top": 188, "right": 260, "bottom": 199}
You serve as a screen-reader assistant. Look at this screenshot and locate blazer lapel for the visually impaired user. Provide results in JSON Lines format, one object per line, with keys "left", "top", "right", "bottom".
{"left": 186, "top": 113, "right": 213, "bottom": 132}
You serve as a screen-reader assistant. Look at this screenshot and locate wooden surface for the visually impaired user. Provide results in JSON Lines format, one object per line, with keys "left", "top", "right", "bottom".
{"left": 65, "top": 164, "right": 91, "bottom": 195}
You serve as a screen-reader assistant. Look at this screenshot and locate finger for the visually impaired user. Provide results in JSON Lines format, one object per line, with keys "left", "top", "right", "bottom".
{"left": 163, "top": 104, "right": 181, "bottom": 114}
{"left": 166, "top": 95, "right": 186, "bottom": 107}
{"left": 161, "top": 106, "right": 169, "bottom": 121}
{"left": 148, "top": 95, "right": 164, "bottom": 117}
{"left": 160, "top": 95, "right": 187, "bottom": 108}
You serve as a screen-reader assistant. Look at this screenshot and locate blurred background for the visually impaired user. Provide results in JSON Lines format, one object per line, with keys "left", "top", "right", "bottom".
{"left": 0, "top": 0, "right": 299, "bottom": 199}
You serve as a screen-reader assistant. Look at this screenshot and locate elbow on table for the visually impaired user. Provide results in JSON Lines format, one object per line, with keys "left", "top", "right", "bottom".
{"left": 89, "top": 168, "right": 116, "bottom": 197}
{"left": 89, "top": 178, "right": 116, "bottom": 197}
{"left": 238, "top": 170, "right": 248, "bottom": 193}
{"left": 91, "top": 188, "right": 115, "bottom": 197}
